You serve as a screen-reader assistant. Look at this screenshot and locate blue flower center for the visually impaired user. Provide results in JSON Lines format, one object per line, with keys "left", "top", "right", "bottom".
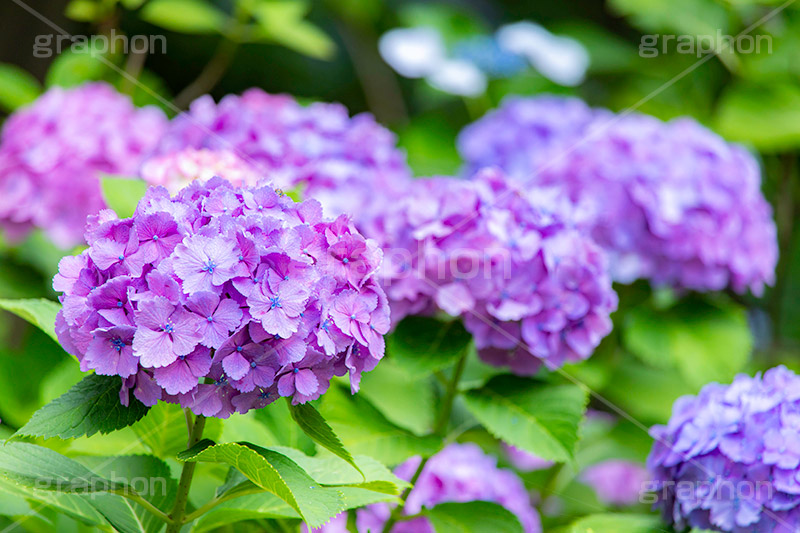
{"left": 283, "top": 275, "right": 289, "bottom": 281}
{"left": 236, "top": 346, "right": 244, "bottom": 352}
{"left": 250, "top": 361, "right": 257, "bottom": 368}
{"left": 342, "top": 258, "right": 349, "bottom": 264}
{"left": 163, "top": 323, "right": 174, "bottom": 333}
{"left": 270, "top": 296, "right": 282, "bottom": 309}
{"left": 117, "top": 300, "right": 124, "bottom": 307}
{"left": 152, "top": 235, "right": 159, "bottom": 241}
{"left": 207, "top": 316, "right": 214, "bottom": 322}
{"left": 204, "top": 260, "right": 216, "bottom": 273}
{"left": 259, "top": 390, "right": 270, "bottom": 399}
{"left": 111, "top": 338, "right": 126, "bottom": 352}
{"left": 320, "top": 318, "right": 331, "bottom": 332}
{"left": 293, "top": 368, "right": 299, "bottom": 374}
{"left": 118, "top": 255, "right": 124, "bottom": 261}
{"left": 238, "top": 255, "right": 244, "bottom": 261}
{"left": 350, "top": 314, "right": 356, "bottom": 320}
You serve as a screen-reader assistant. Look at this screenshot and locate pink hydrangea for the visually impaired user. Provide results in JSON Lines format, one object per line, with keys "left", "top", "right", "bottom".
{"left": 140, "top": 148, "right": 261, "bottom": 193}
{"left": 0, "top": 82, "right": 167, "bottom": 248}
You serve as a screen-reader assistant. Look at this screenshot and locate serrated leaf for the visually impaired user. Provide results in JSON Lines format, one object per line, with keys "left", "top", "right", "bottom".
{"left": 140, "top": 0, "right": 227, "bottom": 34}
{"left": 254, "top": 398, "right": 315, "bottom": 455}
{"left": 387, "top": 316, "right": 472, "bottom": 375}
{"left": 101, "top": 175, "right": 148, "bottom": 219}
{"left": 463, "top": 376, "right": 588, "bottom": 463}
{"left": 425, "top": 501, "right": 524, "bottom": 533}
{"left": 287, "top": 401, "right": 363, "bottom": 479}
{"left": 14, "top": 373, "right": 149, "bottom": 440}
{"left": 0, "top": 477, "right": 109, "bottom": 528}
{"left": 318, "top": 384, "right": 440, "bottom": 465}
{"left": 190, "top": 493, "right": 297, "bottom": 533}
{"left": 0, "top": 298, "right": 60, "bottom": 343}
{"left": 177, "top": 440, "right": 344, "bottom": 528}
{"left": 0, "top": 62, "right": 41, "bottom": 112}
{"left": 562, "top": 513, "right": 662, "bottom": 533}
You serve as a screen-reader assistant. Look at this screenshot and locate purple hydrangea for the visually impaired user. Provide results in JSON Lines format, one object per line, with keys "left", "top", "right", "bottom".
{"left": 54, "top": 177, "right": 389, "bottom": 417}
{"left": 363, "top": 168, "right": 616, "bottom": 375}
{"left": 580, "top": 460, "right": 648, "bottom": 506}
{"left": 140, "top": 148, "right": 262, "bottom": 194}
{"left": 0, "top": 82, "right": 167, "bottom": 248}
{"left": 648, "top": 366, "right": 800, "bottom": 532}
{"left": 458, "top": 95, "right": 778, "bottom": 295}
{"left": 151, "top": 89, "right": 412, "bottom": 218}
{"left": 307, "top": 443, "right": 542, "bottom": 533}
{"left": 503, "top": 443, "right": 554, "bottom": 472}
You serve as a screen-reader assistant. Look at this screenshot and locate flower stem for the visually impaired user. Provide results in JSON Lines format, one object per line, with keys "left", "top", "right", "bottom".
{"left": 166, "top": 412, "right": 206, "bottom": 533}
{"left": 380, "top": 351, "right": 468, "bottom": 533}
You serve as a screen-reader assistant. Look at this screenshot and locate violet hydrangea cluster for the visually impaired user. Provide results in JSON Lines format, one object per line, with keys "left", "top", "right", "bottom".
{"left": 152, "top": 89, "right": 412, "bottom": 218}
{"left": 648, "top": 366, "right": 800, "bottom": 532}
{"left": 53, "top": 176, "right": 389, "bottom": 417}
{"left": 308, "top": 443, "right": 542, "bottom": 533}
{"left": 458, "top": 95, "right": 778, "bottom": 295}
{"left": 364, "top": 167, "right": 616, "bottom": 375}
{"left": 0, "top": 82, "right": 167, "bottom": 248}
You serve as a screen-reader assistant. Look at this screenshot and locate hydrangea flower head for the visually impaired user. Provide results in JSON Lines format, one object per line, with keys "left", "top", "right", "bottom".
{"left": 153, "top": 89, "right": 412, "bottom": 218}
{"left": 54, "top": 177, "right": 389, "bottom": 417}
{"left": 458, "top": 96, "right": 778, "bottom": 295}
{"left": 140, "top": 148, "right": 261, "bottom": 193}
{"left": 580, "top": 460, "right": 647, "bottom": 506}
{"left": 0, "top": 82, "right": 167, "bottom": 248}
{"left": 308, "top": 443, "right": 542, "bottom": 533}
{"left": 364, "top": 168, "right": 616, "bottom": 374}
{"left": 648, "top": 366, "right": 800, "bottom": 531}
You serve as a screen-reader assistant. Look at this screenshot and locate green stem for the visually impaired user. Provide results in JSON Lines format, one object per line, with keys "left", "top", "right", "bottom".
{"left": 113, "top": 489, "right": 172, "bottom": 524}
{"left": 166, "top": 413, "right": 206, "bottom": 533}
{"left": 182, "top": 486, "right": 265, "bottom": 523}
{"left": 380, "top": 351, "right": 468, "bottom": 533}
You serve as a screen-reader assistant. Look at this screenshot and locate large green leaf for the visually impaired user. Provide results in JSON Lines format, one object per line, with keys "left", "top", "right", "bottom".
{"left": 140, "top": 0, "right": 227, "bottom": 34}
{"left": 425, "top": 501, "right": 523, "bottom": 533}
{"left": 14, "top": 373, "right": 149, "bottom": 440}
{"left": 462, "top": 376, "right": 588, "bottom": 463}
{"left": 358, "top": 358, "right": 435, "bottom": 435}
{"left": 387, "top": 316, "right": 472, "bottom": 375}
{"left": 0, "top": 62, "right": 41, "bottom": 112}
{"left": 287, "top": 401, "right": 363, "bottom": 478}
{"left": 101, "top": 176, "right": 148, "bottom": 219}
{"left": 318, "top": 384, "right": 440, "bottom": 466}
{"left": 177, "top": 440, "right": 344, "bottom": 528}
{"left": 0, "top": 442, "right": 120, "bottom": 493}
{"left": 561, "top": 513, "right": 662, "bottom": 533}
{"left": 254, "top": 399, "right": 315, "bottom": 455}
{"left": 715, "top": 82, "right": 800, "bottom": 152}
{"left": 622, "top": 298, "right": 752, "bottom": 388}
{"left": 190, "top": 493, "right": 297, "bottom": 533}
{"left": 0, "top": 298, "right": 60, "bottom": 343}
{"left": 0, "top": 477, "right": 109, "bottom": 528}
{"left": 251, "top": 1, "right": 336, "bottom": 59}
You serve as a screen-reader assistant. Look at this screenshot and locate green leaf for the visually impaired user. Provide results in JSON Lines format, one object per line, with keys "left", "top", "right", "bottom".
{"left": 0, "top": 442, "right": 121, "bottom": 493}
{"left": 425, "top": 501, "right": 523, "bottom": 533}
{"left": 387, "top": 316, "right": 472, "bottom": 375}
{"left": 0, "top": 298, "right": 60, "bottom": 343}
{"left": 622, "top": 298, "right": 752, "bottom": 388}
{"left": 65, "top": 0, "right": 106, "bottom": 22}
{"left": 45, "top": 47, "right": 112, "bottom": 88}
{"left": 318, "top": 384, "right": 440, "bottom": 465}
{"left": 715, "top": 82, "right": 800, "bottom": 152}
{"left": 101, "top": 175, "right": 148, "bottom": 219}
{"left": 77, "top": 455, "right": 177, "bottom": 533}
{"left": 140, "top": 0, "right": 227, "bottom": 34}
{"left": 0, "top": 477, "right": 109, "bottom": 528}
{"left": 253, "top": 398, "right": 315, "bottom": 455}
{"left": 561, "top": 513, "right": 662, "bottom": 533}
{"left": 251, "top": 1, "right": 336, "bottom": 59}
{"left": 358, "top": 358, "right": 435, "bottom": 435}
{"left": 0, "top": 62, "right": 41, "bottom": 112}
{"left": 190, "top": 493, "right": 297, "bottom": 533}
{"left": 177, "top": 440, "right": 344, "bottom": 528}
{"left": 14, "top": 373, "right": 149, "bottom": 440}
{"left": 287, "top": 400, "right": 363, "bottom": 478}
{"left": 462, "top": 376, "right": 588, "bottom": 463}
